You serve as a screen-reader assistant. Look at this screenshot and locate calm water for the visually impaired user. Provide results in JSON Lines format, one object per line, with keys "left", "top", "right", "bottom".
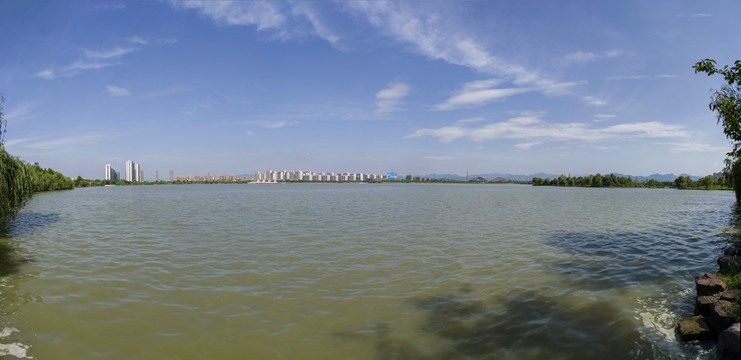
{"left": 0, "top": 184, "right": 735, "bottom": 359}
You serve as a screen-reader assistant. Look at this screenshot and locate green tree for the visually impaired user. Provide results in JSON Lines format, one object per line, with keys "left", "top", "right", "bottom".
{"left": 694, "top": 59, "right": 741, "bottom": 200}
{"left": 0, "top": 95, "right": 35, "bottom": 219}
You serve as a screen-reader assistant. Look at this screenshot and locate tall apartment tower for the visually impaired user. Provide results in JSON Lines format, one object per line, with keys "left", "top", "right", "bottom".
{"left": 125, "top": 160, "right": 134, "bottom": 181}
{"left": 105, "top": 164, "right": 118, "bottom": 180}
{"left": 155, "top": 170, "right": 159, "bottom": 182}
{"left": 125, "top": 160, "right": 141, "bottom": 182}
{"left": 169, "top": 169, "right": 174, "bottom": 182}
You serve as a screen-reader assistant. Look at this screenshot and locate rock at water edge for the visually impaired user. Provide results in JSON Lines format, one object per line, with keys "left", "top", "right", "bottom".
{"left": 708, "top": 300, "right": 736, "bottom": 334}
{"left": 696, "top": 274, "right": 727, "bottom": 296}
{"left": 717, "top": 322, "right": 740, "bottom": 360}
{"left": 676, "top": 315, "right": 712, "bottom": 341}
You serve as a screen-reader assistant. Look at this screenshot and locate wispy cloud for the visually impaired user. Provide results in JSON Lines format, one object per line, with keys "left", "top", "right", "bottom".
{"left": 35, "top": 46, "right": 135, "bottom": 80}
{"left": 168, "top": 1, "right": 339, "bottom": 46}
{"left": 125, "top": 36, "right": 149, "bottom": 45}
{"left": 376, "top": 82, "right": 411, "bottom": 112}
{"left": 593, "top": 114, "right": 616, "bottom": 122}
{"left": 437, "top": 78, "right": 580, "bottom": 110}
{"left": 83, "top": 46, "right": 136, "bottom": 59}
{"left": 106, "top": 85, "right": 130, "bottom": 97}
{"left": 344, "top": 2, "right": 550, "bottom": 87}
{"left": 515, "top": 141, "right": 541, "bottom": 150}
{"left": 670, "top": 142, "right": 727, "bottom": 153}
{"left": 4, "top": 101, "right": 38, "bottom": 123}
{"left": 5, "top": 132, "right": 109, "bottom": 153}
{"left": 259, "top": 120, "right": 296, "bottom": 129}
{"left": 125, "top": 36, "right": 178, "bottom": 45}
{"left": 562, "top": 49, "right": 622, "bottom": 64}
{"left": 582, "top": 96, "right": 607, "bottom": 107}
{"left": 405, "top": 114, "right": 689, "bottom": 146}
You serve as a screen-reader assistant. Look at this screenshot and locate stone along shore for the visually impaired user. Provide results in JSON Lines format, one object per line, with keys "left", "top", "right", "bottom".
{"left": 676, "top": 240, "right": 740, "bottom": 360}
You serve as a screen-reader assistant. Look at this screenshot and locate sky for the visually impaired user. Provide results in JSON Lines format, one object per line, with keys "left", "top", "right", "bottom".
{"left": 1, "top": 0, "right": 740, "bottom": 180}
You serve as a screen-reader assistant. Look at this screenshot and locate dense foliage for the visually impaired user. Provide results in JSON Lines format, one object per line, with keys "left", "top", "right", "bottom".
{"left": 0, "top": 95, "right": 35, "bottom": 219}
{"left": 29, "top": 165, "right": 74, "bottom": 192}
{"left": 532, "top": 173, "right": 728, "bottom": 190}
{"left": 694, "top": 59, "right": 741, "bottom": 201}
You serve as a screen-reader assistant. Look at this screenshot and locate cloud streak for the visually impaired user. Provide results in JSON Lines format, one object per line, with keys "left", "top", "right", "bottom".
{"left": 405, "top": 114, "right": 689, "bottom": 147}
{"left": 437, "top": 78, "right": 581, "bottom": 110}
{"left": 168, "top": 1, "right": 340, "bottom": 46}
{"left": 106, "top": 85, "right": 130, "bottom": 97}
{"left": 376, "top": 82, "right": 411, "bottom": 112}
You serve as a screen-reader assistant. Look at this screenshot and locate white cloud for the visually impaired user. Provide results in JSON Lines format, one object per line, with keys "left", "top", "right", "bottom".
{"left": 670, "top": 142, "right": 728, "bottom": 153}
{"left": 582, "top": 96, "right": 607, "bottom": 107}
{"left": 246, "top": 131, "right": 254, "bottom": 136}
{"left": 83, "top": 46, "right": 136, "bottom": 59}
{"left": 105, "top": 85, "right": 130, "bottom": 97}
{"left": 170, "top": 0, "right": 286, "bottom": 30}
{"left": 562, "top": 49, "right": 622, "bottom": 64}
{"left": 376, "top": 82, "right": 411, "bottom": 112}
{"left": 456, "top": 117, "right": 485, "bottom": 125}
{"left": 437, "top": 78, "right": 580, "bottom": 110}
{"left": 259, "top": 120, "right": 296, "bottom": 129}
{"left": 125, "top": 36, "right": 149, "bottom": 45}
{"left": 515, "top": 141, "right": 541, "bottom": 150}
{"left": 36, "top": 46, "right": 134, "bottom": 80}
{"left": 169, "top": 1, "right": 341, "bottom": 47}
{"left": 593, "top": 114, "right": 616, "bottom": 122}
{"left": 35, "top": 69, "right": 56, "bottom": 80}
{"left": 405, "top": 114, "right": 689, "bottom": 146}
{"left": 344, "top": 2, "right": 550, "bottom": 87}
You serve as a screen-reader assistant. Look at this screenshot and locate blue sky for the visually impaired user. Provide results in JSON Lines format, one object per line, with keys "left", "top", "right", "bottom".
{"left": 1, "top": 1, "right": 740, "bottom": 179}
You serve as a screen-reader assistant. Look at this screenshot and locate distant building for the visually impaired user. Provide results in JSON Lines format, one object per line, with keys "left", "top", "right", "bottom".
{"left": 155, "top": 170, "right": 159, "bottom": 182}
{"left": 105, "top": 164, "right": 118, "bottom": 180}
{"left": 169, "top": 169, "right": 174, "bottom": 182}
{"left": 122, "top": 160, "right": 141, "bottom": 182}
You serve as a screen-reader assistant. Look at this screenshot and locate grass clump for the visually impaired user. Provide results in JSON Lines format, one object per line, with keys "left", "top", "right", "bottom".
{"left": 718, "top": 263, "right": 741, "bottom": 319}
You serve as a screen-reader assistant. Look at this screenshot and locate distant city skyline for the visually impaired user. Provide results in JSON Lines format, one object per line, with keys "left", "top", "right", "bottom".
{"left": 3, "top": 1, "right": 740, "bottom": 179}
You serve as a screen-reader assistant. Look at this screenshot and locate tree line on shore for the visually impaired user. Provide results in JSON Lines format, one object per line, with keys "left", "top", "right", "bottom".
{"left": 532, "top": 173, "right": 730, "bottom": 190}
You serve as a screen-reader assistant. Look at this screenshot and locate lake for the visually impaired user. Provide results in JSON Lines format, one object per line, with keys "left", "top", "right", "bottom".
{"left": 0, "top": 184, "right": 735, "bottom": 359}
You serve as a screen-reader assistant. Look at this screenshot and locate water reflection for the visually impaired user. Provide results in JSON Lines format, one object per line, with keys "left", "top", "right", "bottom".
{"left": 341, "top": 286, "right": 649, "bottom": 360}
{"left": 0, "top": 212, "right": 59, "bottom": 277}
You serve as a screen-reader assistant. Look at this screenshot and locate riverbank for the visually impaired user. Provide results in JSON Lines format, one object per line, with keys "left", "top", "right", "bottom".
{"left": 676, "top": 240, "right": 740, "bottom": 359}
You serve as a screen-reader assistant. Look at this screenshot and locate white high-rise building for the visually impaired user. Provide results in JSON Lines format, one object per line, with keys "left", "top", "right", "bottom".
{"left": 125, "top": 160, "right": 141, "bottom": 182}
{"left": 125, "top": 160, "right": 134, "bottom": 181}
{"left": 105, "top": 164, "right": 118, "bottom": 180}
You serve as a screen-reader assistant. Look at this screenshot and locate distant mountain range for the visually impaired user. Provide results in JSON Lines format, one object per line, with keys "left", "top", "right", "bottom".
{"left": 425, "top": 172, "right": 708, "bottom": 182}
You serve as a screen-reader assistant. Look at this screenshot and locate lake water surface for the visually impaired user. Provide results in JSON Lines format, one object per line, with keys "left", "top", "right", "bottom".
{"left": 0, "top": 184, "right": 735, "bottom": 359}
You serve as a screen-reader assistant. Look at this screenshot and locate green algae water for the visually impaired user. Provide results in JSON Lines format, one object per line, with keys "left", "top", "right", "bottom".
{"left": 0, "top": 184, "right": 735, "bottom": 359}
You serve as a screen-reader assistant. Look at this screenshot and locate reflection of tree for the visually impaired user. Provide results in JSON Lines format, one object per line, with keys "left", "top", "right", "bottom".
{"left": 0, "top": 212, "right": 61, "bottom": 277}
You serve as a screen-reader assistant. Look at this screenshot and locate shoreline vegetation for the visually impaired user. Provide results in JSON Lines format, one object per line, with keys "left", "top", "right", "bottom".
{"left": 70, "top": 172, "right": 732, "bottom": 190}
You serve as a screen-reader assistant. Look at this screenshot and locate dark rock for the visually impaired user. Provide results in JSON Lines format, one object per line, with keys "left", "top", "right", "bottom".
{"left": 717, "top": 322, "right": 740, "bottom": 360}
{"left": 724, "top": 246, "right": 741, "bottom": 256}
{"left": 718, "top": 256, "right": 741, "bottom": 274}
{"left": 696, "top": 295, "right": 720, "bottom": 317}
{"left": 696, "top": 274, "right": 728, "bottom": 295}
{"left": 676, "top": 315, "right": 713, "bottom": 341}
{"left": 708, "top": 300, "right": 736, "bottom": 334}
{"left": 720, "top": 289, "right": 738, "bottom": 303}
